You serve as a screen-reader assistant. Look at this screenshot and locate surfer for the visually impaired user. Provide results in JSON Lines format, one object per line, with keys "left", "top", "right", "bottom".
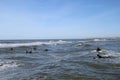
{"left": 97, "top": 54, "right": 112, "bottom": 58}
{"left": 97, "top": 54, "right": 103, "bottom": 58}
{"left": 96, "top": 47, "right": 104, "bottom": 58}
{"left": 96, "top": 48, "right": 112, "bottom": 58}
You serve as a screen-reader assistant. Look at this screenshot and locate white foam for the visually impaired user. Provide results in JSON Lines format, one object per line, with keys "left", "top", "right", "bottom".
{"left": 0, "top": 40, "right": 71, "bottom": 48}
{"left": 96, "top": 49, "right": 120, "bottom": 58}
{"left": 94, "top": 39, "right": 107, "bottom": 42}
{"left": 0, "top": 60, "right": 18, "bottom": 71}
{"left": 75, "top": 43, "right": 82, "bottom": 46}
{"left": 48, "top": 54, "right": 62, "bottom": 62}
{"left": 78, "top": 41, "right": 86, "bottom": 43}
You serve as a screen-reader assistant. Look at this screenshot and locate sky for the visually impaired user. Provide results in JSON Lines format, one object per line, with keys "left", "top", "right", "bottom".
{"left": 0, "top": 0, "right": 120, "bottom": 39}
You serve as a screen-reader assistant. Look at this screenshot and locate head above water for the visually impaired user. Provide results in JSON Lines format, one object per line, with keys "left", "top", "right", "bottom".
{"left": 44, "top": 49, "right": 48, "bottom": 51}
{"left": 10, "top": 48, "right": 14, "bottom": 51}
{"left": 96, "top": 47, "right": 101, "bottom": 52}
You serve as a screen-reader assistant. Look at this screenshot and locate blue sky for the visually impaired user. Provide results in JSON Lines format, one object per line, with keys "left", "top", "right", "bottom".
{"left": 0, "top": 0, "right": 120, "bottom": 39}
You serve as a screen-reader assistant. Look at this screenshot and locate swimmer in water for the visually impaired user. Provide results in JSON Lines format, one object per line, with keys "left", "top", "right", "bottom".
{"left": 96, "top": 47, "right": 103, "bottom": 58}
{"left": 10, "top": 48, "right": 14, "bottom": 51}
{"left": 44, "top": 49, "right": 48, "bottom": 51}
{"left": 26, "top": 50, "right": 32, "bottom": 53}
{"left": 96, "top": 47, "right": 110, "bottom": 58}
{"left": 96, "top": 47, "right": 101, "bottom": 52}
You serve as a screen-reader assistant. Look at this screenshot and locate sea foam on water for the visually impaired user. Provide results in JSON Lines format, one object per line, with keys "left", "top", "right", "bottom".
{"left": 0, "top": 60, "right": 18, "bottom": 71}
{"left": 0, "top": 40, "right": 71, "bottom": 48}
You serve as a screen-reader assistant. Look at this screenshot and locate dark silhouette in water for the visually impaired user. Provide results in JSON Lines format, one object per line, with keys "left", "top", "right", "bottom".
{"left": 29, "top": 51, "right": 32, "bottom": 53}
{"left": 97, "top": 54, "right": 102, "bottom": 58}
{"left": 33, "top": 47, "right": 37, "bottom": 50}
{"left": 26, "top": 50, "right": 32, "bottom": 53}
{"left": 10, "top": 48, "right": 14, "bottom": 51}
{"left": 96, "top": 47, "right": 101, "bottom": 52}
{"left": 96, "top": 47, "right": 103, "bottom": 58}
{"left": 44, "top": 49, "right": 48, "bottom": 51}
{"left": 97, "top": 54, "right": 112, "bottom": 58}
{"left": 96, "top": 47, "right": 111, "bottom": 58}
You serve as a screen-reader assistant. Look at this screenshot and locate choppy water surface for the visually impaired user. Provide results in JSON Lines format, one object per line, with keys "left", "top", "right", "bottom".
{"left": 0, "top": 38, "right": 120, "bottom": 80}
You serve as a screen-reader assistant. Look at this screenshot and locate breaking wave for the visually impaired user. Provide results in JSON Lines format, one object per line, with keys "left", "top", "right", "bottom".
{"left": 93, "top": 49, "right": 120, "bottom": 58}
{"left": 93, "top": 38, "right": 107, "bottom": 42}
{"left": 0, "top": 60, "right": 18, "bottom": 71}
{"left": 0, "top": 40, "right": 71, "bottom": 48}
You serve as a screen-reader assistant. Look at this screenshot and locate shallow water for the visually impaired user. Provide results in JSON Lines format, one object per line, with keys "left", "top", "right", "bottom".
{"left": 0, "top": 38, "right": 120, "bottom": 80}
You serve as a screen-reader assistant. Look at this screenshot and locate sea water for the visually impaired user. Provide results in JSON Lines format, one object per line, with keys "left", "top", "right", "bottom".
{"left": 0, "top": 38, "right": 120, "bottom": 80}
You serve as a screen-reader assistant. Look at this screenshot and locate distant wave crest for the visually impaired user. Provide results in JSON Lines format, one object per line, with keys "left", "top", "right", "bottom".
{"left": 93, "top": 38, "right": 107, "bottom": 42}
{"left": 0, "top": 40, "right": 71, "bottom": 48}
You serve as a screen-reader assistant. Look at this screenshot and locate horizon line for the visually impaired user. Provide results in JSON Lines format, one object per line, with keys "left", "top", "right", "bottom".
{"left": 0, "top": 36, "right": 120, "bottom": 40}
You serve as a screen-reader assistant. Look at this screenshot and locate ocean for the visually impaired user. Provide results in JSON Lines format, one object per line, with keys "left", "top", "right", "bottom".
{"left": 0, "top": 38, "right": 120, "bottom": 80}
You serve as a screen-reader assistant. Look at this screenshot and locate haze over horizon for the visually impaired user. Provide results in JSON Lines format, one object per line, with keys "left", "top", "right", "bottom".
{"left": 0, "top": 0, "right": 120, "bottom": 39}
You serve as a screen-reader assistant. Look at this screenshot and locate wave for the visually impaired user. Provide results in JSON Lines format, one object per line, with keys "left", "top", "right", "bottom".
{"left": 93, "top": 38, "right": 107, "bottom": 42}
{"left": 0, "top": 40, "right": 71, "bottom": 48}
{"left": 93, "top": 49, "right": 120, "bottom": 58}
{"left": 75, "top": 43, "right": 83, "bottom": 46}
